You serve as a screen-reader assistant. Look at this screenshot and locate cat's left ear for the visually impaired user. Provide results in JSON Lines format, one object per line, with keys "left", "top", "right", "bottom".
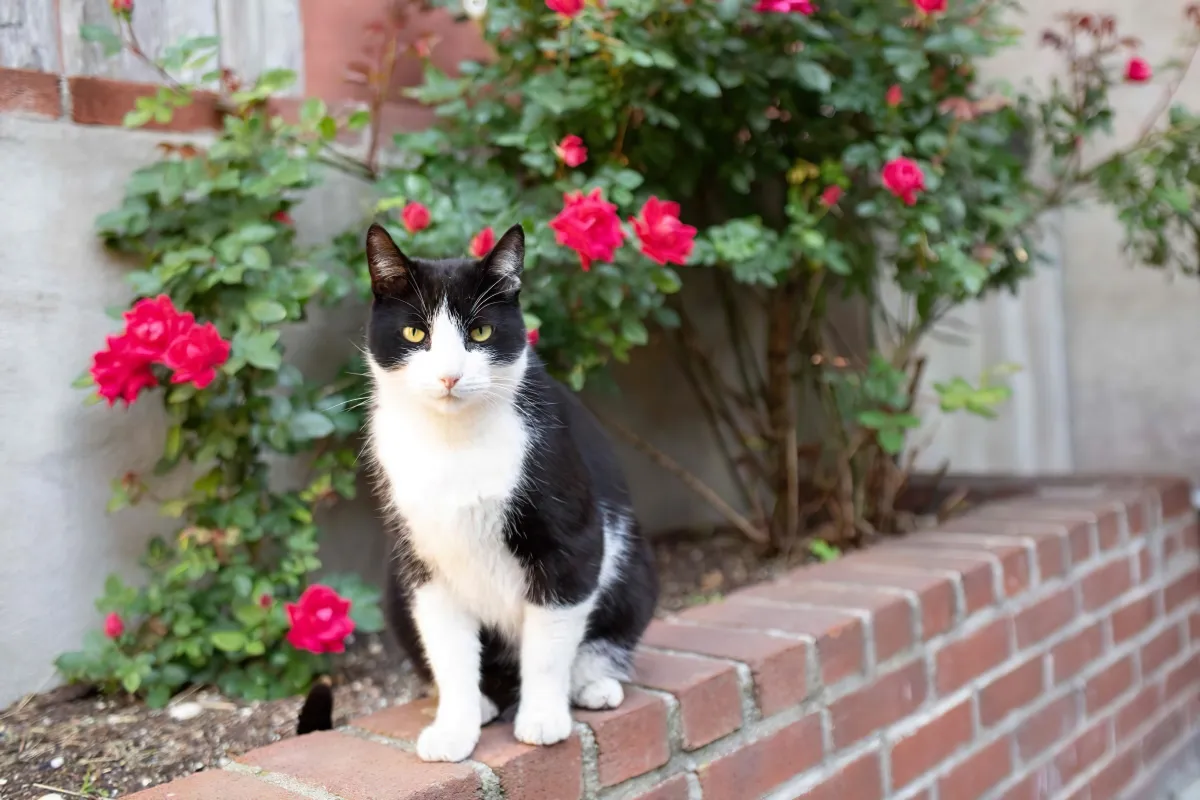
{"left": 480, "top": 224, "right": 524, "bottom": 292}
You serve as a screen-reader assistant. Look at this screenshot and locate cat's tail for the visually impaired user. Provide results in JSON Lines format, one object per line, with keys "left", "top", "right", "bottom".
{"left": 296, "top": 676, "right": 334, "bottom": 735}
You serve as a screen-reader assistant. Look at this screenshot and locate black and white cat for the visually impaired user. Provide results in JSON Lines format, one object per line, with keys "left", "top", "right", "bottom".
{"left": 361, "top": 223, "right": 658, "bottom": 763}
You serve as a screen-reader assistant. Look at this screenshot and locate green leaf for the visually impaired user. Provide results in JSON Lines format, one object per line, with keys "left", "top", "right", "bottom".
{"left": 242, "top": 245, "right": 271, "bottom": 271}
{"left": 122, "top": 672, "right": 142, "bottom": 694}
{"left": 210, "top": 631, "right": 247, "bottom": 653}
{"left": 80, "top": 24, "right": 123, "bottom": 57}
{"left": 347, "top": 110, "right": 371, "bottom": 131}
{"left": 289, "top": 411, "right": 336, "bottom": 441}
{"left": 248, "top": 297, "right": 288, "bottom": 323}
{"left": 877, "top": 428, "right": 906, "bottom": 454}
{"left": 239, "top": 224, "right": 278, "bottom": 244}
{"left": 237, "top": 330, "right": 282, "bottom": 370}
{"left": 794, "top": 62, "right": 833, "bottom": 93}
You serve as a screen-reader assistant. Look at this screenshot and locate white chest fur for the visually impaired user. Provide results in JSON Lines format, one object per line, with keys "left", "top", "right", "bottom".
{"left": 370, "top": 400, "right": 532, "bottom": 640}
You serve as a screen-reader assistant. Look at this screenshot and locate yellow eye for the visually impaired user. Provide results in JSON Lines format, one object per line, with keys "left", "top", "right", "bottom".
{"left": 470, "top": 325, "right": 493, "bottom": 343}
{"left": 402, "top": 326, "right": 426, "bottom": 343}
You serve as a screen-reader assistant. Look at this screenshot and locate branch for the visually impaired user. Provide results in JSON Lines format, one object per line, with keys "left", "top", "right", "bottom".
{"left": 592, "top": 407, "right": 769, "bottom": 546}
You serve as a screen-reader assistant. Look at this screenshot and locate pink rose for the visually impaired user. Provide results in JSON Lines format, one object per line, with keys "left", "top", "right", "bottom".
{"left": 163, "top": 322, "right": 230, "bottom": 390}
{"left": 549, "top": 188, "right": 626, "bottom": 271}
{"left": 546, "top": 0, "right": 585, "bottom": 17}
{"left": 104, "top": 612, "right": 125, "bottom": 638}
{"left": 272, "top": 210, "right": 295, "bottom": 226}
{"left": 110, "top": 0, "right": 133, "bottom": 14}
{"left": 527, "top": 328, "right": 540, "bottom": 347}
{"left": 913, "top": 0, "right": 946, "bottom": 13}
{"left": 630, "top": 196, "right": 696, "bottom": 266}
{"left": 881, "top": 157, "right": 926, "bottom": 206}
{"left": 122, "top": 294, "right": 195, "bottom": 360}
{"left": 286, "top": 585, "right": 356, "bottom": 654}
{"left": 553, "top": 134, "right": 588, "bottom": 168}
{"left": 820, "top": 185, "right": 843, "bottom": 207}
{"left": 1126, "top": 57, "right": 1152, "bottom": 83}
{"left": 753, "top": 0, "right": 815, "bottom": 13}
{"left": 886, "top": 84, "right": 903, "bottom": 107}
{"left": 90, "top": 335, "right": 159, "bottom": 407}
{"left": 470, "top": 226, "right": 496, "bottom": 258}
{"left": 401, "top": 201, "right": 431, "bottom": 234}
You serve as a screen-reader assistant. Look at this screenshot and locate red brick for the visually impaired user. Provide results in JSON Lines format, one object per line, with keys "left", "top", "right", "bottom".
{"left": 901, "top": 532, "right": 1034, "bottom": 596}
{"left": 795, "top": 752, "right": 883, "bottom": 800}
{"left": 1028, "top": 491, "right": 1146, "bottom": 538}
{"left": 1081, "top": 558, "right": 1134, "bottom": 611}
{"left": 633, "top": 649, "right": 742, "bottom": 749}
{"left": 238, "top": 731, "right": 479, "bottom": 800}
{"left": 979, "top": 656, "right": 1044, "bottom": 727}
{"left": 640, "top": 620, "right": 809, "bottom": 716}
{"left": 352, "top": 701, "right": 582, "bottom": 799}
{"left": 800, "top": 562, "right": 958, "bottom": 638}
{"left": 125, "top": 771, "right": 303, "bottom": 800}
{"left": 698, "top": 716, "right": 823, "bottom": 800}
{"left": 69, "top": 76, "right": 222, "bottom": 130}
{"left": 1141, "top": 625, "right": 1183, "bottom": 677}
{"left": 857, "top": 547, "right": 997, "bottom": 617}
{"left": 1142, "top": 708, "right": 1186, "bottom": 764}
{"left": 967, "top": 504, "right": 1100, "bottom": 558}
{"left": 943, "top": 517, "right": 1077, "bottom": 579}
{"left": 1151, "top": 477, "right": 1194, "bottom": 521}
{"left": 1052, "top": 623, "right": 1105, "bottom": 683}
{"left": 889, "top": 700, "right": 973, "bottom": 789}
{"left": 1138, "top": 546, "right": 1154, "bottom": 583}
{"left": 829, "top": 660, "right": 927, "bottom": 749}
{"left": 1015, "top": 587, "right": 1077, "bottom": 647}
{"left": 1017, "top": 693, "right": 1078, "bottom": 760}
{"left": 1191, "top": 611, "right": 1200, "bottom": 641}
{"left": 1164, "top": 656, "right": 1200, "bottom": 703}
{"left": 1054, "top": 719, "right": 1110, "bottom": 786}
{"left": 744, "top": 580, "right": 914, "bottom": 664}
{"left": 1163, "top": 568, "right": 1199, "bottom": 614}
{"left": 1115, "top": 684, "right": 1160, "bottom": 744}
{"left": 1087, "top": 746, "right": 1139, "bottom": 799}
{"left": 936, "top": 618, "right": 1012, "bottom": 694}
{"left": 632, "top": 775, "right": 691, "bottom": 800}
{"left": 680, "top": 598, "right": 864, "bottom": 686}
{"left": 1111, "top": 593, "right": 1157, "bottom": 644}
{"left": 0, "top": 67, "right": 61, "bottom": 118}
{"left": 938, "top": 737, "right": 1012, "bottom": 800}
{"left": 1085, "top": 657, "right": 1135, "bottom": 714}
{"left": 576, "top": 688, "right": 670, "bottom": 787}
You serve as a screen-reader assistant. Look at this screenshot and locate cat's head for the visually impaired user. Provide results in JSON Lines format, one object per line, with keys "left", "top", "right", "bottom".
{"left": 364, "top": 222, "right": 529, "bottom": 414}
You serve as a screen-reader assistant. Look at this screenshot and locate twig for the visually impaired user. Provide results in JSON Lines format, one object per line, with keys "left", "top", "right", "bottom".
{"left": 32, "top": 785, "right": 99, "bottom": 800}
{"left": 592, "top": 408, "right": 768, "bottom": 545}
{"left": 1136, "top": 34, "right": 1200, "bottom": 142}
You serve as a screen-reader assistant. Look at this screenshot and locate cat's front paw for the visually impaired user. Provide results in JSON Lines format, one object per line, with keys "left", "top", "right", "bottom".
{"left": 416, "top": 719, "right": 480, "bottom": 763}
{"left": 514, "top": 701, "right": 573, "bottom": 746}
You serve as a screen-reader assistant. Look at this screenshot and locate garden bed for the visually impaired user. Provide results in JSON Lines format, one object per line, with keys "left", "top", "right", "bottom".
{"left": 0, "top": 530, "right": 798, "bottom": 800}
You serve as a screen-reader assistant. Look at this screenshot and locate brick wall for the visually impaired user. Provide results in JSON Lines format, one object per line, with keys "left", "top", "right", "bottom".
{"left": 126, "top": 476, "right": 1200, "bottom": 800}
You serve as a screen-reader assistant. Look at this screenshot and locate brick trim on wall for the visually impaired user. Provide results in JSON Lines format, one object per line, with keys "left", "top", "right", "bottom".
{"left": 123, "top": 476, "right": 1199, "bottom": 800}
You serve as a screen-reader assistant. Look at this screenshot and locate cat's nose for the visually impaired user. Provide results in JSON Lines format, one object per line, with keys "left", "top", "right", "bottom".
{"left": 439, "top": 375, "right": 460, "bottom": 390}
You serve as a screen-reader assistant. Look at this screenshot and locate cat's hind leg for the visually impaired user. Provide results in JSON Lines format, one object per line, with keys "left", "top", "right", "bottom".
{"left": 570, "top": 640, "right": 629, "bottom": 710}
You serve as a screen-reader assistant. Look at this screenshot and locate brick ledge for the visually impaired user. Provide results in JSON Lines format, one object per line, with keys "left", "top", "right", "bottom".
{"left": 129, "top": 475, "right": 1200, "bottom": 800}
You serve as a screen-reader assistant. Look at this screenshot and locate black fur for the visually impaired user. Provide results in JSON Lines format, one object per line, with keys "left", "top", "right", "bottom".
{"left": 364, "top": 223, "right": 659, "bottom": 717}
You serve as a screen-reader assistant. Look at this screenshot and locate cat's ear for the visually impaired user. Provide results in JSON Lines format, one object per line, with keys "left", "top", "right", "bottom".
{"left": 366, "top": 223, "right": 411, "bottom": 294}
{"left": 480, "top": 224, "right": 525, "bottom": 292}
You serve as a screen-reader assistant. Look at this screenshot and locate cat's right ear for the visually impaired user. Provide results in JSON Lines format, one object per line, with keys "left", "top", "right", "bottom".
{"left": 366, "top": 223, "right": 410, "bottom": 295}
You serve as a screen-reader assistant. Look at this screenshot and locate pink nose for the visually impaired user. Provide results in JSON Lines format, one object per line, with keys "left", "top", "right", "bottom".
{"left": 440, "top": 376, "right": 460, "bottom": 390}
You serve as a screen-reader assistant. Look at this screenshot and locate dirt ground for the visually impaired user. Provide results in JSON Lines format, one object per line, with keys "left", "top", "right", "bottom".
{"left": 0, "top": 530, "right": 794, "bottom": 800}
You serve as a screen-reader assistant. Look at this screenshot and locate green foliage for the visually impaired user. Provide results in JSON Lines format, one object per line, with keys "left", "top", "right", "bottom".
{"left": 56, "top": 53, "right": 382, "bottom": 705}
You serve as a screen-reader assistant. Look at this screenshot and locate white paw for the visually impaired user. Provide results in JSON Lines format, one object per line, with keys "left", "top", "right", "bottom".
{"left": 513, "top": 702, "right": 573, "bottom": 746}
{"left": 480, "top": 694, "right": 500, "bottom": 725}
{"left": 416, "top": 719, "right": 480, "bottom": 763}
{"left": 571, "top": 678, "right": 624, "bottom": 710}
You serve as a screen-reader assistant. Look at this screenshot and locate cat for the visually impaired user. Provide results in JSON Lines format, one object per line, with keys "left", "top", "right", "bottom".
{"left": 359, "top": 222, "right": 658, "bottom": 763}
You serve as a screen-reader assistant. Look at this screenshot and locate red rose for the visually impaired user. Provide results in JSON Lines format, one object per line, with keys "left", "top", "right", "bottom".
{"left": 546, "top": 0, "right": 585, "bottom": 17}
{"left": 401, "top": 202, "right": 431, "bottom": 234}
{"left": 913, "top": 0, "right": 946, "bottom": 13}
{"left": 881, "top": 157, "right": 926, "bottom": 206}
{"left": 91, "top": 334, "right": 159, "bottom": 407}
{"left": 820, "top": 185, "right": 843, "bottom": 206}
{"left": 527, "top": 328, "right": 540, "bottom": 347}
{"left": 259, "top": 593, "right": 274, "bottom": 609}
{"left": 470, "top": 226, "right": 496, "bottom": 258}
{"left": 553, "top": 134, "right": 588, "bottom": 168}
{"left": 110, "top": 0, "right": 133, "bottom": 14}
{"left": 163, "top": 322, "right": 230, "bottom": 390}
{"left": 753, "top": 0, "right": 815, "bottom": 12}
{"left": 630, "top": 196, "right": 696, "bottom": 266}
{"left": 1125, "top": 57, "right": 1152, "bottom": 83}
{"left": 123, "top": 294, "right": 195, "bottom": 360}
{"left": 886, "top": 84, "right": 903, "bottom": 107}
{"left": 286, "top": 585, "right": 356, "bottom": 654}
{"left": 549, "top": 188, "right": 626, "bottom": 271}
{"left": 272, "top": 210, "right": 295, "bottom": 226}
{"left": 104, "top": 612, "right": 125, "bottom": 638}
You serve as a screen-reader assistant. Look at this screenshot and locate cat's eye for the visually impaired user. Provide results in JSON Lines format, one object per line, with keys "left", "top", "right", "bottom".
{"left": 470, "top": 325, "right": 493, "bottom": 343}
{"left": 402, "top": 326, "right": 426, "bottom": 343}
